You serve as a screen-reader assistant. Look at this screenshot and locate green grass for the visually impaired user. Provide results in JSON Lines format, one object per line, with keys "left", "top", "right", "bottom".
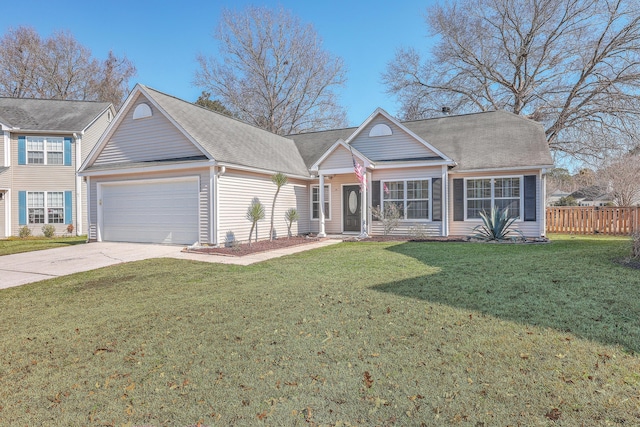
{"left": 0, "top": 235, "right": 86, "bottom": 256}
{"left": 0, "top": 235, "right": 639, "bottom": 426}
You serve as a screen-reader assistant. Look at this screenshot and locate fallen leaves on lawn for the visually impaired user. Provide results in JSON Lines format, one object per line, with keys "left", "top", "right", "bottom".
{"left": 363, "top": 371, "right": 374, "bottom": 388}
{"left": 545, "top": 407, "right": 561, "bottom": 421}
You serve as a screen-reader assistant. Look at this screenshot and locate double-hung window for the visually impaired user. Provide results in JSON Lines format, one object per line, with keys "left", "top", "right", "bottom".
{"left": 27, "top": 191, "right": 65, "bottom": 224}
{"left": 382, "top": 179, "right": 430, "bottom": 220}
{"left": 26, "top": 136, "right": 64, "bottom": 165}
{"left": 466, "top": 177, "right": 521, "bottom": 219}
{"left": 311, "top": 185, "right": 330, "bottom": 220}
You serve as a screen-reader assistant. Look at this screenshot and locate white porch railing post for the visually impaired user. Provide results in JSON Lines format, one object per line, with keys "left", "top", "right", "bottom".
{"left": 318, "top": 173, "right": 326, "bottom": 237}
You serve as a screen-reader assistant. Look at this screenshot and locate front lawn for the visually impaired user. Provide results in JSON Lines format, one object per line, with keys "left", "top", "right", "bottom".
{"left": 0, "top": 235, "right": 638, "bottom": 425}
{"left": 0, "top": 235, "right": 86, "bottom": 256}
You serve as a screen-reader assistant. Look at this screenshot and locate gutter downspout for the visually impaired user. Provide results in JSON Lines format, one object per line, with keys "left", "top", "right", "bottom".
{"left": 74, "top": 132, "right": 84, "bottom": 235}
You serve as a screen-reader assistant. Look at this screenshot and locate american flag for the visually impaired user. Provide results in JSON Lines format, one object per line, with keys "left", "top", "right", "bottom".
{"left": 353, "top": 157, "right": 367, "bottom": 190}
{"left": 383, "top": 182, "right": 390, "bottom": 195}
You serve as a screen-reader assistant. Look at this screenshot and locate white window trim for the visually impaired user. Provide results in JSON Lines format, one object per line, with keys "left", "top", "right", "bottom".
{"left": 27, "top": 190, "right": 65, "bottom": 224}
{"left": 310, "top": 184, "right": 331, "bottom": 220}
{"left": 26, "top": 136, "right": 65, "bottom": 165}
{"left": 381, "top": 178, "right": 432, "bottom": 221}
{"left": 464, "top": 175, "right": 524, "bottom": 221}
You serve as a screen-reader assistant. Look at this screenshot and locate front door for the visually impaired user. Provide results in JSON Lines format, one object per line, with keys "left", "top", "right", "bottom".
{"left": 343, "top": 185, "right": 361, "bottom": 232}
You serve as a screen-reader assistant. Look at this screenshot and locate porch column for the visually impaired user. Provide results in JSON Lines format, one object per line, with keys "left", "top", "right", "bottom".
{"left": 360, "top": 171, "right": 369, "bottom": 238}
{"left": 318, "top": 173, "right": 326, "bottom": 237}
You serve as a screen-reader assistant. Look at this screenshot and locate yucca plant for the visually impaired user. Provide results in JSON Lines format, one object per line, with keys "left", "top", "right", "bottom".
{"left": 246, "top": 197, "right": 265, "bottom": 246}
{"left": 471, "top": 206, "right": 524, "bottom": 241}
{"left": 285, "top": 208, "right": 299, "bottom": 238}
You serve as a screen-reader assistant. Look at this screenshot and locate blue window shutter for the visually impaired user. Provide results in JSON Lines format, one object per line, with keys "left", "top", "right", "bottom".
{"left": 19, "top": 191, "right": 27, "bottom": 225}
{"left": 64, "top": 137, "right": 72, "bottom": 166}
{"left": 18, "top": 136, "right": 26, "bottom": 165}
{"left": 64, "top": 191, "right": 73, "bottom": 224}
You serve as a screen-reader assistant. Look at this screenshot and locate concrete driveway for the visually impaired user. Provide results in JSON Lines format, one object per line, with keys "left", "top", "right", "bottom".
{"left": 0, "top": 239, "right": 342, "bottom": 290}
{"left": 0, "top": 242, "right": 186, "bottom": 289}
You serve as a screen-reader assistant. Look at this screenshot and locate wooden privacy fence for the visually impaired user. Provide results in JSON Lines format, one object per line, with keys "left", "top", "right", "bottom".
{"left": 546, "top": 206, "right": 640, "bottom": 235}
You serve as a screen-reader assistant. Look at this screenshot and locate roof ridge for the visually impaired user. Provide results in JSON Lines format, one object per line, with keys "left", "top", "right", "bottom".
{"left": 141, "top": 84, "right": 298, "bottom": 144}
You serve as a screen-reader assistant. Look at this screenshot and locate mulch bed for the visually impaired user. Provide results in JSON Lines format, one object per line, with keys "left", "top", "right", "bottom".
{"left": 184, "top": 236, "right": 322, "bottom": 257}
{"left": 185, "top": 234, "right": 551, "bottom": 257}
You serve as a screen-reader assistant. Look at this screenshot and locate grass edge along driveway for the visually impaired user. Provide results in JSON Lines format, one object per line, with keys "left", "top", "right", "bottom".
{"left": 0, "top": 234, "right": 638, "bottom": 426}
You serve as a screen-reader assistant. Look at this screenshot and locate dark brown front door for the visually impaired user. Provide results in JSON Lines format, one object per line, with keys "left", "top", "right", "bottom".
{"left": 343, "top": 185, "right": 361, "bottom": 232}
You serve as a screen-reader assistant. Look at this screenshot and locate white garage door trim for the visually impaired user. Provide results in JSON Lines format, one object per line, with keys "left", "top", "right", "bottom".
{"left": 97, "top": 176, "right": 200, "bottom": 244}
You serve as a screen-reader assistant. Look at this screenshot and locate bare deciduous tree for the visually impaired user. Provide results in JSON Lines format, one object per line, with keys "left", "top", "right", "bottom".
{"left": 0, "top": 26, "right": 135, "bottom": 107}
{"left": 383, "top": 0, "right": 640, "bottom": 162}
{"left": 598, "top": 154, "right": 640, "bottom": 206}
{"left": 194, "top": 6, "right": 347, "bottom": 135}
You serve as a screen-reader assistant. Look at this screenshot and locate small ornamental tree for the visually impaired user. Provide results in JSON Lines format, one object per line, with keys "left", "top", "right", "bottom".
{"left": 246, "top": 197, "right": 265, "bottom": 246}
{"left": 285, "top": 208, "right": 299, "bottom": 238}
{"left": 269, "top": 172, "right": 288, "bottom": 241}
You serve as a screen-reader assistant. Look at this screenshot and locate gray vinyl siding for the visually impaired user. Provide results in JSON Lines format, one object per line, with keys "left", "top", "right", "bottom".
{"left": 10, "top": 133, "right": 77, "bottom": 237}
{"left": 321, "top": 145, "right": 354, "bottom": 170}
{"left": 82, "top": 109, "right": 113, "bottom": 163}
{"left": 350, "top": 116, "right": 439, "bottom": 161}
{"left": 447, "top": 169, "right": 545, "bottom": 237}
{"left": 93, "top": 95, "right": 204, "bottom": 166}
{"left": 87, "top": 168, "right": 211, "bottom": 243}
{"left": 370, "top": 167, "right": 444, "bottom": 237}
{"left": 217, "top": 169, "right": 309, "bottom": 243}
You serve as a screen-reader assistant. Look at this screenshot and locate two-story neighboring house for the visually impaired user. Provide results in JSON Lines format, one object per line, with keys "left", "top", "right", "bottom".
{"left": 0, "top": 98, "right": 115, "bottom": 238}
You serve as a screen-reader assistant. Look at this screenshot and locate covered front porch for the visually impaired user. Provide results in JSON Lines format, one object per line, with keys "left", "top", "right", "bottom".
{"left": 314, "top": 170, "right": 371, "bottom": 238}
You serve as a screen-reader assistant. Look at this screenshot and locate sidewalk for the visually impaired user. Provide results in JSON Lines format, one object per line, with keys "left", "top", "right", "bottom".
{"left": 167, "top": 238, "right": 342, "bottom": 266}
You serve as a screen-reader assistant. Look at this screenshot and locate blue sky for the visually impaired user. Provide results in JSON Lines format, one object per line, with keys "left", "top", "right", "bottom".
{"left": 3, "top": 1, "right": 438, "bottom": 126}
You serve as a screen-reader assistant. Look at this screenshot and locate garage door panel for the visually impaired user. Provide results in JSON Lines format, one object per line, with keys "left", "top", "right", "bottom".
{"left": 101, "top": 179, "right": 199, "bottom": 244}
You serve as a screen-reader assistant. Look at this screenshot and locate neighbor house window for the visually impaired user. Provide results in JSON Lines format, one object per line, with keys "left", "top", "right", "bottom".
{"left": 26, "top": 136, "right": 64, "bottom": 165}
{"left": 311, "top": 185, "right": 330, "bottom": 220}
{"left": 27, "top": 191, "right": 64, "bottom": 224}
{"left": 382, "top": 179, "right": 430, "bottom": 220}
{"left": 466, "top": 177, "right": 521, "bottom": 219}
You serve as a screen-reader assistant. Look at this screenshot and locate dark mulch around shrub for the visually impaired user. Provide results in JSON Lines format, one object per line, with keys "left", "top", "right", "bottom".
{"left": 184, "top": 236, "right": 322, "bottom": 257}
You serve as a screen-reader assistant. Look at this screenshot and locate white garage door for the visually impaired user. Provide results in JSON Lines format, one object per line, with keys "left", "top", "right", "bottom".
{"left": 100, "top": 178, "right": 199, "bottom": 244}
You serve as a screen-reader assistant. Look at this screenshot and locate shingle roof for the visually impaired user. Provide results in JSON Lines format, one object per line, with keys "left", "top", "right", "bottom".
{"left": 114, "top": 86, "right": 552, "bottom": 176}
{"left": 0, "top": 97, "right": 111, "bottom": 132}
{"left": 288, "top": 110, "right": 553, "bottom": 172}
{"left": 403, "top": 111, "right": 554, "bottom": 171}
{"left": 141, "top": 86, "right": 310, "bottom": 177}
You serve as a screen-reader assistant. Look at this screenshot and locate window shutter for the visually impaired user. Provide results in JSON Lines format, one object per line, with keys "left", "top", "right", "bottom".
{"left": 453, "top": 178, "right": 464, "bottom": 221}
{"left": 64, "top": 191, "right": 73, "bottom": 224}
{"left": 523, "top": 175, "right": 537, "bottom": 221}
{"left": 371, "top": 180, "right": 381, "bottom": 220}
{"left": 18, "top": 136, "right": 26, "bottom": 165}
{"left": 64, "top": 137, "right": 72, "bottom": 166}
{"left": 432, "top": 178, "right": 442, "bottom": 221}
{"left": 19, "top": 191, "right": 27, "bottom": 225}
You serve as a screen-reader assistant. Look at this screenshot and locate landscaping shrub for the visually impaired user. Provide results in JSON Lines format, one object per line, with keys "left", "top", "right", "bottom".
{"left": 371, "top": 203, "right": 401, "bottom": 235}
{"left": 41, "top": 224, "right": 56, "bottom": 238}
{"left": 471, "top": 206, "right": 524, "bottom": 241}
{"left": 18, "top": 226, "right": 31, "bottom": 238}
